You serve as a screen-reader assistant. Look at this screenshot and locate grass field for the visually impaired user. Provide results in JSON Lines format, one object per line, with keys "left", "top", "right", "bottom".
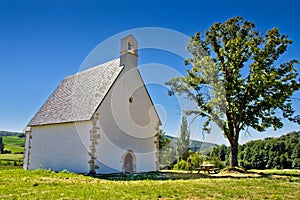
{"left": 250, "top": 169, "right": 300, "bottom": 176}
{"left": 2, "top": 136, "right": 25, "bottom": 153}
{"left": 0, "top": 153, "right": 23, "bottom": 166}
{"left": 0, "top": 169, "right": 299, "bottom": 199}
{"left": 0, "top": 154, "right": 23, "bottom": 161}
{"left": 0, "top": 136, "right": 24, "bottom": 166}
{"left": 0, "top": 165, "right": 22, "bottom": 170}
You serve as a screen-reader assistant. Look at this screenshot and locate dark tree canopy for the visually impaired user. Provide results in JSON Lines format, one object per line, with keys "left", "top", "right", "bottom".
{"left": 167, "top": 16, "right": 300, "bottom": 166}
{"left": 158, "top": 129, "right": 171, "bottom": 150}
{"left": 211, "top": 131, "right": 300, "bottom": 169}
{"left": 0, "top": 136, "right": 4, "bottom": 154}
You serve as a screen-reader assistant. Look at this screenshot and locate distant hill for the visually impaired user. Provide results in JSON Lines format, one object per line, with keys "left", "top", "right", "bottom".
{"left": 165, "top": 135, "right": 217, "bottom": 152}
{"left": 0, "top": 131, "right": 24, "bottom": 137}
{"left": 189, "top": 139, "right": 217, "bottom": 152}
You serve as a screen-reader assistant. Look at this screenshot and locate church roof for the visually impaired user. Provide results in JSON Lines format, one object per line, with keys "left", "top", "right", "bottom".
{"left": 28, "top": 58, "right": 123, "bottom": 126}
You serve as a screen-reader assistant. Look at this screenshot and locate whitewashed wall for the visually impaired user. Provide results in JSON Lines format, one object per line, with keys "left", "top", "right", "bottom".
{"left": 25, "top": 35, "right": 159, "bottom": 174}
{"left": 25, "top": 66, "right": 159, "bottom": 174}
{"left": 94, "top": 65, "right": 159, "bottom": 173}
{"left": 27, "top": 121, "right": 91, "bottom": 173}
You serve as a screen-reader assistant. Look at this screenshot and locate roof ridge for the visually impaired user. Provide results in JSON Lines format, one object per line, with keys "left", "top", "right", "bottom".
{"left": 65, "top": 58, "right": 120, "bottom": 80}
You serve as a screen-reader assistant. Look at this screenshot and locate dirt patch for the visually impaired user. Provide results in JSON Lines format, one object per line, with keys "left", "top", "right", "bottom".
{"left": 220, "top": 166, "right": 248, "bottom": 173}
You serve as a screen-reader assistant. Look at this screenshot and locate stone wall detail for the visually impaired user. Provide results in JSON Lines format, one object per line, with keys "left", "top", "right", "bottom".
{"left": 88, "top": 113, "right": 100, "bottom": 174}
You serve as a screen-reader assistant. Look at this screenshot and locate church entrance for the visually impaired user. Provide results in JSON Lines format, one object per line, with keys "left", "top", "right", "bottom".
{"left": 123, "top": 151, "right": 135, "bottom": 173}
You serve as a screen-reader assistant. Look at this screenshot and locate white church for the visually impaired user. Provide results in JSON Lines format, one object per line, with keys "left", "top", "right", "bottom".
{"left": 23, "top": 35, "right": 161, "bottom": 174}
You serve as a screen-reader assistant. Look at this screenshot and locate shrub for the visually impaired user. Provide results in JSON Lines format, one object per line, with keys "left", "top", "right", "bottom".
{"left": 189, "top": 152, "right": 201, "bottom": 168}
{"left": 209, "top": 157, "right": 225, "bottom": 169}
{"left": 292, "top": 158, "right": 300, "bottom": 169}
{"left": 3, "top": 150, "right": 11, "bottom": 154}
{"left": 173, "top": 160, "right": 188, "bottom": 170}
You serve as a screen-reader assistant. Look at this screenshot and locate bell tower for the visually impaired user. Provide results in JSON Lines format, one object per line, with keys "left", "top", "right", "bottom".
{"left": 120, "top": 34, "right": 138, "bottom": 69}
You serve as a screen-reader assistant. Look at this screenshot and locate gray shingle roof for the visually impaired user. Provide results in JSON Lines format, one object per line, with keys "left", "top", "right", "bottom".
{"left": 28, "top": 58, "right": 123, "bottom": 126}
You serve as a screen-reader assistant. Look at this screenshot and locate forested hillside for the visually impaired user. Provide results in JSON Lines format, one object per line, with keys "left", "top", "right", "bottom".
{"left": 0, "top": 131, "right": 24, "bottom": 137}
{"left": 211, "top": 131, "right": 300, "bottom": 169}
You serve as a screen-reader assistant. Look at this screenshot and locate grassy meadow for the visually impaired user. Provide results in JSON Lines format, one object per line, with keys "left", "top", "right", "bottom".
{"left": 0, "top": 153, "right": 23, "bottom": 166}
{"left": 2, "top": 136, "right": 25, "bottom": 154}
{"left": 0, "top": 136, "right": 24, "bottom": 166}
{"left": 0, "top": 169, "right": 299, "bottom": 199}
{"left": 0, "top": 134, "right": 299, "bottom": 199}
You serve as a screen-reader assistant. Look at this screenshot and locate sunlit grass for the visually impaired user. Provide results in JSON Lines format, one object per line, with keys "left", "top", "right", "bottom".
{"left": 0, "top": 169, "right": 299, "bottom": 199}
{"left": 2, "top": 136, "right": 24, "bottom": 153}
{"left": 0, "top": 154, "right": 23, "bottom": 161}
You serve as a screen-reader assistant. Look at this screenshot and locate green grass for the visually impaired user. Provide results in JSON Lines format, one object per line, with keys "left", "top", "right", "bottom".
{"left": 5, "top": 145, "right": 24, "bottom": 153}
{"left": 0, "top": 154, "right": 23, "bottom": 166}
{"left": 2, "top": 136, "right": 25, "bottom": 153}
{"left": 0, "top": 136, "right": 24, "bottom": 166}
{"left": 250, "top": 169, "right": 300, "bottom": 176}
{"left": 0, "top": 165, "right": 22, "bottom": 170}
{"left": 3, "top": 136, "right": 24, "bottom": 146}
{"left": 0, "top": 169, "right": 299, "bottom": 199}
{"left": 0, "top": 154, "right": 23, "bottom": 161}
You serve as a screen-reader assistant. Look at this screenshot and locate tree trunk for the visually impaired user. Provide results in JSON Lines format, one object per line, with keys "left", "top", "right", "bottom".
{"left": 230, "top": 141, "right": 239, "bottom": 167}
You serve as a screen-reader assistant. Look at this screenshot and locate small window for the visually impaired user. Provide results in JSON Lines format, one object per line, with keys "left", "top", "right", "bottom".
{"left": 128, "top": 42, "right": 133, "bottom": 50}
{"left": 129, "top": 97, "right": 133, "bottom": 103}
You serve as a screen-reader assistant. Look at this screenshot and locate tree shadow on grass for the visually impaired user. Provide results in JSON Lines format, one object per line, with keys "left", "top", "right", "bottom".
{"left": 88, "top": 171, "right": 211, "bottom": 181}
{"left": 87, "top": 170, "right": 286, "bottom": 181}
{"left": 87, "top": 169, "right": 300, "bottom": 181}
{"left": 256, "top": 171, "right": 300, "bottom": 183}
{"left": 260, "top": 172, "right": 300, "bottom": 178}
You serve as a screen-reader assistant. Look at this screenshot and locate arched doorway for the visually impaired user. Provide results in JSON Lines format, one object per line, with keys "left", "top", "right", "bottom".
{"left": 122, "top": 150, "right": 136, "bottom": 173}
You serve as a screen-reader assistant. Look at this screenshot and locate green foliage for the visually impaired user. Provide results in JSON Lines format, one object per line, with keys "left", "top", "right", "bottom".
{"left": 158, "top": 134, "right": 216, "bottom": 169}
{"left": 173, "top": 151, "right": 225, "bottom": 170}
{"left": 208, "top": 157, "right": 226, "bottom": 169}
{"left": 0, "top": 137, "right": 4, "bottom": 154}
{"left": 240, "top": 131, "right": 300, "bottom": 169}
{"left": 176, "top": 115, "right": 190, "bottom": 160}
{"left": 157, "top": 129, "right": 171, "bottom": 150}
{"left": 210, "top": 144, "right": 229, "bottom": 161}
{"left": 0, "top": 160, "right": 23, "bottom": 166}
{"left": 166, "top": 16, "right": 300, "bottom": 167}
{"left": 173, "top": 159, "right": 188, "bottom": 170}
{"left": 211, "top": 131, "right": 300, "bottom": 169}
{"left": 189, "top": 152, "right": 204, "bottom": 168}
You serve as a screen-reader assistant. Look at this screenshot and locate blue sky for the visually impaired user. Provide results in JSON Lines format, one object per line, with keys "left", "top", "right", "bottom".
{"left": 0, "top": 0, "right": 299, "bottom": 144}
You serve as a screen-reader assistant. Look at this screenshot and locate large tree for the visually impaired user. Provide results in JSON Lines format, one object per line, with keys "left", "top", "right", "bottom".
{"left": 166, "top": 17, "right": 300, "bottom": 167}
